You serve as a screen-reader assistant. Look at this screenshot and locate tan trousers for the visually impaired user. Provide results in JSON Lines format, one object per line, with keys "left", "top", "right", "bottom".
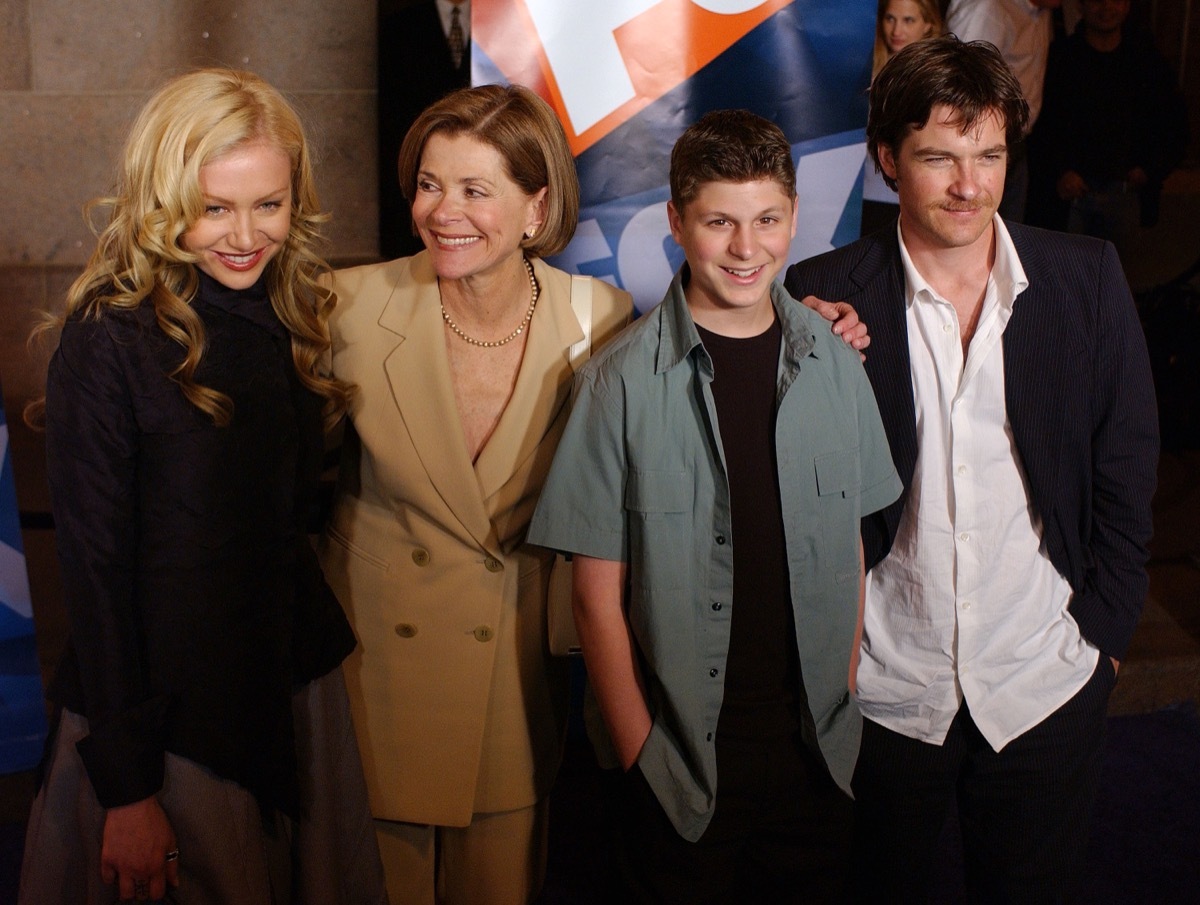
{"left": 374, "top": 799, "right": 549, "bottom": 905}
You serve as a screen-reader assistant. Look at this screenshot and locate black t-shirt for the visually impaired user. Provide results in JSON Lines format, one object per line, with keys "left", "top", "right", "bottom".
{"left": 696, "top": 318, "right": 802, "bottom": 742}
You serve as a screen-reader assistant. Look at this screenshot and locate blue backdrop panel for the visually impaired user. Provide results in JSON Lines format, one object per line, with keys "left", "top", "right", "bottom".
{"left": 0, "top": 384, "right": 47, "bottom": 773}
{"left": 473, "top": 0, "right": 874, "bottom": 312}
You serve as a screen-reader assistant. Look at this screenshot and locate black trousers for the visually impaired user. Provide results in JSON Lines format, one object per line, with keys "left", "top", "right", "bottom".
{"left": 601, "top": 731, "right": 852, "bottom": 904}
{"left": 850, "top": 656, "right": 1115, "bottom": 904}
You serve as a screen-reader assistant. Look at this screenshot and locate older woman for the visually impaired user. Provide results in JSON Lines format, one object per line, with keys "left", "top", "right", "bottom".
{"left": 318, "top": 84, "right": 630, "bottom": 905}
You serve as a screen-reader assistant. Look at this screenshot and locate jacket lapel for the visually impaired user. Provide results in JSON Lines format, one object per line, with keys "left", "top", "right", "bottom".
{"left": 378, "top": 254, "right": 499, "bottom": 554}
{"left": 473, "top": 259, "right": 582, "bottom": 504}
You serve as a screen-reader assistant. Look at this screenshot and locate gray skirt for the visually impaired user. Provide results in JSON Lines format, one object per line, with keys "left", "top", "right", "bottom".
{"left": 18, "top": 666, "right": 388, "bottom": 905}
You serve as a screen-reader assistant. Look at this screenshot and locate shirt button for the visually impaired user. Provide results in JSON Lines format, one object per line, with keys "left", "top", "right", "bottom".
{"left": 942, "top": 323, "right": 954, "bottom": 334}
{"left": 711, "top": 602, "right": 722, "bottom": 611}
{"left": 961, "top": 601, "right": 972, "bottom": 611}
{"left": 394, "top": 622, "right": 417, "bottom": 638}
{"left": 959, "top": 533, "right": 969, "bottom": 542}
{"left": 709, "top": 668, "right": 719, "bottom": 678}
{"left": 473, "top": 625, "right": 495, "bottom": 642}
{"left": 706, "top": 733, "right": 713, "bottom": 741}
{"left": 956, "top": 465, "right": 967, "bottom": 476}
{"left": 715, "top": 535, "right": 727, "bottom": 545}
{"left": 484, "top": 556, "right": 503, "bottom": 573}
{"left": 412, "top": 548, "right": 430, "bottom": 566}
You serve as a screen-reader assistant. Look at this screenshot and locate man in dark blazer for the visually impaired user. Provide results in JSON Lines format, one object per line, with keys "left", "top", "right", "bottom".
{"left": 785, "top": 36, "right": 1158, "bottom": 903}
{"left": 378, "top": 0, "right": 470, "bottom": 258}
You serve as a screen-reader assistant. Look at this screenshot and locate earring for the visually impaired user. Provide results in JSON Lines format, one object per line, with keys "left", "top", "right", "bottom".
{"left": 524, "top": 227, "right": 538, "bottom": 240}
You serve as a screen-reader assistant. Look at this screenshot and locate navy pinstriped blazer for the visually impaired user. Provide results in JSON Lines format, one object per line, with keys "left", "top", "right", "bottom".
{"left": 785, "top": 221, "right": 1158, "bottom": 661}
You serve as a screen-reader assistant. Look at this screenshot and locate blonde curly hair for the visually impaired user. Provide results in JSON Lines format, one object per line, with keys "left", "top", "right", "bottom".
{"left": 33, "top": 68, "right": 351, "bottom": 428}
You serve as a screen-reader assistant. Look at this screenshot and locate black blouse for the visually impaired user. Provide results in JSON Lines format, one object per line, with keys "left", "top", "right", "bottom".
{"left": 44, "top": 271, "right": 355, "bottom": 817}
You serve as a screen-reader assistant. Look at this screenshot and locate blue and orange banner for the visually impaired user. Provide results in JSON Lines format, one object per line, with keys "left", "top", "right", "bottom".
{"left": 473, "top": 0, "right": 874, "bottom": 310}
{"left": 0, "top": 384, "right": 46, "bottom": 773}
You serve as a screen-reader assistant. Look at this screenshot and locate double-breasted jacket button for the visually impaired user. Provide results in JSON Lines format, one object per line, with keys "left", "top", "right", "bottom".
{"left": 473, "top": 625, "right": 495, "bottom": 642}
{"left": 394, "top": 623, "right": 418, "bottom": 638}
{"left": 484, "top": 556, "right": 503, "bottom": 573}
{"left": 412, "top": 548, "right": 430, "bottom": 566}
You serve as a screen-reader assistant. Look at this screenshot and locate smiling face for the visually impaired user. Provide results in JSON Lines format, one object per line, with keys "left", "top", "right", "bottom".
{"left": 880, "top": 104, "right": 1006, "bottom": 258}
{"left": 883, "top": 0, "right": 934, "bottom": 54}
{"left": 410, "top": 132, "right": 547, "bottom": 284}
{"left": 668, "top": 178, "right": 797, "bottom": 335}
{"left": 181, "top": 141, "right": 292, "bottom": 290}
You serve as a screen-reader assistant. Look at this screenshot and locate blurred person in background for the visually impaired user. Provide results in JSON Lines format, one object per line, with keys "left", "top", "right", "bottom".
{"left": 1027, "top": 0, "right": 1188, "bottom": 240}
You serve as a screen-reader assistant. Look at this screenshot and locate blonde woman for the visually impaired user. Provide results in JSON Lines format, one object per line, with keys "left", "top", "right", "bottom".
{"left": 872, "top": 0, "right": 945, "bottom": 78}
{"left": 19, "top": 69, "right": 385, "bottom": 905}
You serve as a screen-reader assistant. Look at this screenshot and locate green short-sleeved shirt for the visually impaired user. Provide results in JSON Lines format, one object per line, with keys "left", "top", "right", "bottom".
{"left": 528, "top": 268, "right": 901, "bottom": 841}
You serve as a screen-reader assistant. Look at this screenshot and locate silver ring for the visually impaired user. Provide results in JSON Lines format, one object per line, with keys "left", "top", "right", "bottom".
{"left": 165, "top": 849, "right": 180, "bottom": 863}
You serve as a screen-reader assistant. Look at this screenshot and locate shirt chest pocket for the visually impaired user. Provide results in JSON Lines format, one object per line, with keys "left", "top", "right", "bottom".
{"left": 625, "top": 469, "right": 692, "bottom": 591}
{"left": 814, "top": 450, "right": 861, "bottom": 499}
{"left": 814, "top": 450, "right": 861, "bottom": 583}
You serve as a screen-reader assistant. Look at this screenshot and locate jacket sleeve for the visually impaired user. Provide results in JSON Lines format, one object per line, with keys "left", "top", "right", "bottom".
{"left": 46, "top": 317, "right": 168, "bottom": 807}
{"left": 290, "top": 403, "right": 356, "bottom": 684}
{"left": 1066, "top": 242, "right": 1159, "bottom": 659}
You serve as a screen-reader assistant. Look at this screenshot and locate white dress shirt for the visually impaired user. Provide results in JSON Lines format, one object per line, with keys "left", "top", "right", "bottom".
{"left": 947, "top": 0, "right": 1053, "bottom": 128}
{"left": 855, "top": 216, "right": 1099, "bottom": 752}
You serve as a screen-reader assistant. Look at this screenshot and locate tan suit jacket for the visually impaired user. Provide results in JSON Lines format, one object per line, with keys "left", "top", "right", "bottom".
{"left": 319, "top": 253, "right": 632, "bottom": 826}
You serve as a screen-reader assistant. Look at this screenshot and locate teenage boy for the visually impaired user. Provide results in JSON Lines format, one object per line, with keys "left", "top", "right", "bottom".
{"left": 785, "top": 37, "right": 1158, "bottom": 902}
{"left": 528, "top": 110, "right": 901, "bottom": 903}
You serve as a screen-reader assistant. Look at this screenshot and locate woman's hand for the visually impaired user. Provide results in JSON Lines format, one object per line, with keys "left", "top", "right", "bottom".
{"left": 101, "top": 796, "right": 179, "bottom": 900}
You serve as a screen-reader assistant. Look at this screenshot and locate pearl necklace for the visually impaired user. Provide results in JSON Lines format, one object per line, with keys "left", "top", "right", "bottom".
{"left": 441, "top": 258, "right": 540, "bottom": 348}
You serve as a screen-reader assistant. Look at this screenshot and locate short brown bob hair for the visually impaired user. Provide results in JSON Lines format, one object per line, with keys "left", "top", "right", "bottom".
{"left": 397, "top": 84, "right": 579, "bottom": 258}
{"left": 670, "top": 109, "right": 796, "bottom": 212}
{"left": 867, "top": 35, "right": 1029, "bottom": 192}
